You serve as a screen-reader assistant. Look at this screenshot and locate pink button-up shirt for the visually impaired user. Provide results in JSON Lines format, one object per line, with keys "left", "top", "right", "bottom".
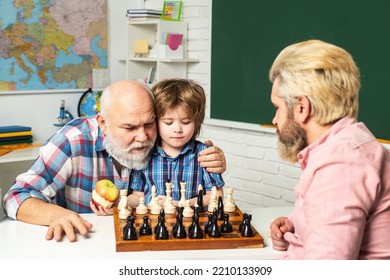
{"left": 280, "top": 117, "right": 390, "bottom": 259}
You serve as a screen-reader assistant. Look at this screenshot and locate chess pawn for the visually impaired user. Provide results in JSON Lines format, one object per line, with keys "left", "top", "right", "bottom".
{"left": 163, "top": 196, "right": 176, "bottom": 214}
{"left": 224, "top": 187, "right": 236, "bottom": 212}
{"left": 155, "top": 213, "right": 169, "bottom": 240}
{"left": 150, "top": 196, "right": 162, "bottom": 215}
{"left": 188, "top": 213, "right": 204, "bottom": 239}
{"left": 123, "top": 216, "right": 138, "bottom": 240}
{"left": 139, "top": 216, "right": 152, "bottom": 236}
{"left": 182, "top": 200, "right": 194, "bottom": 218}
{"left": 217, "top": 196, "right": 225, "bottom": 221}
{"left": 204, "top": 213, "right": 213, "bottom": 234}
{"left": 208, "top": 208, "right": 222, "bottom": 238}
{"left": 148, "top": 185, "right": 157, "bottom": 211}
{"left": 220, "top": 213, "right": 233, "bottom": 233}
{"left": 136, "top": 197, "right": 148, "bottom": 215}
{"left": 239, "top": 213, "right": 249, "bottom": 232}
{"left": 240, "top": 214, "right": 255, "bottom": 237}
{"left": 179, "top": 181, "right": 186, "bottom": 207}
{"left": 172, "top": 213, "right": 187, "bottom": 239}
{"left": 118, "top": 189, "right": 131, "bottom": 220}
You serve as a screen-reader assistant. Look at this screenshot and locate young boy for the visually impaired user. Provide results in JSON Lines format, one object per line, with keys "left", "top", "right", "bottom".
{"left": 128, "top": 79, "right": 224, "bottom": 207}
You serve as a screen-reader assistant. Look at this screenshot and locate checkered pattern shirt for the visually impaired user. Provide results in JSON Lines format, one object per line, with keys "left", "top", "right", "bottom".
{"left": 130, "top": 140, "right": 225, "bottom": 205}
{"left": 3, "top": 117, "right": 131, "bottom": 219}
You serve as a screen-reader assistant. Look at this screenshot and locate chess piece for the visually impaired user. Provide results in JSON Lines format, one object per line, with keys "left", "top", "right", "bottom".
{"left": 217, "top": 196, "right": 224, "bottom": 221}
{"left": 188, "top": 209, "right": 204, "bottom": 239}
{"left": 123, "top": 216, "right": 137, "bottom": 240}
{"left": 172, "top": 213, "right": 186, "bottom": 239}
{"left": 179, "top": 181, "right": 186, "bottom": 207}
{"left": 208, "top": 186, "right": 217, "bottom": 213}
{"left": 136, "top": 197, "right": 148, "bottom": 215}
{"left": 204, "top": 213, "right": 213, "bottom": 234}
{"left": 183, "top": 199, "right": 194, "bottom": 218}
{"left": 239, "top": 213, "right": 249, "bottom": 232}
{"left": 196, "top": 188, "right": 206, "bottom": 213}
{"left": 208, "top": 208, "right": 222, "bottom": 238}
{"left": 224, "top": 187, "right": 236, "bottom": 213}
{"left": 172, "top": 207, "right": 184, "bottom": 236}
{"left": 118, "top": 189, "right": 131, "bottom": 219}
{"left": 163, "top": 196, "right": 176, "bottom": 214}
{"left": 188, "top": 206, "right": 200, "bottom": 234}
{"left": 148, "top": 185, "right": 157, "bottom": 211}
{"left": 220, "top": 213, "right": 233, "bottom": 233}
{"left": 240, "top": 214, "right": 255, "bottom": 237}
{"left": 139, "top": 216, "right": 152, "bottom": 236}
{"left": 151, "top": 196, "right": 162, "bottom": 215}
{"left": 163, "top": 180, "right": 172, "bottom": 208}
{"left": 155, "top": 210, "right": 169, "bottom": 240}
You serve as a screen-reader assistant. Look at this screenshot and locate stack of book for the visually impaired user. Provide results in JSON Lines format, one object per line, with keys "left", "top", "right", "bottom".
{"left": 126, "top": 9, "right": 162, "bottom": 20}
{"left": 0, "top": 125, "right": 33, "bottom": 145}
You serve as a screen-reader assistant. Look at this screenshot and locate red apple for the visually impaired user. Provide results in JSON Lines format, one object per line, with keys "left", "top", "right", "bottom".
{"left": 91, "top": 179, "right": 120, "bottom": 209}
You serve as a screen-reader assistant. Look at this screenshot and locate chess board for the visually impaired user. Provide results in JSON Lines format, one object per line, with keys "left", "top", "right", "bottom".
{"left": 113, "top": 206, "right": 264, "bottom": 252}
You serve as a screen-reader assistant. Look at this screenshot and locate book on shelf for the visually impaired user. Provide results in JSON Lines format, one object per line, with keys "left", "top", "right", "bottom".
{"left": 127, "top": 15, "right": 162, "bottom": 21}
{"left": 127, "top": 9, "right": 162, "bottom": 15}
{"left": 0, "top": 125, "right": 32, "bottom": 133}
{"left": 0, "top": 136, "right": 33, "bottom": 143}
{"left": 0, "top": 130, "right": 33, "bottom": 138}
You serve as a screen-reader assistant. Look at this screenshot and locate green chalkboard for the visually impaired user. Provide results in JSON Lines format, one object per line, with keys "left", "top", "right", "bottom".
{"left": 211, "top": 0, "right": 390, "bottom": 140}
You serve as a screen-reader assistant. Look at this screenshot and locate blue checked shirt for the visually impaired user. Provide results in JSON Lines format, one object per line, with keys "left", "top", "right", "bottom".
{"left": 129, "top": 140, "right": 225, "bottom": 205}
{"left": 3, "top": 117, "right": 131, "bottom": 219}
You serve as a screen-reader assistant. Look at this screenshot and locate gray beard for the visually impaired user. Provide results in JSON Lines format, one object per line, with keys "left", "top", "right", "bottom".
{"left": 104, "top": 134, "right": 153, "bottom": 170}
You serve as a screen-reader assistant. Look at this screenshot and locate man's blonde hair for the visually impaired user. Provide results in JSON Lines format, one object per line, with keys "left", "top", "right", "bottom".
{"left": 269, "top": 39, "right": 361, "bottom": 125}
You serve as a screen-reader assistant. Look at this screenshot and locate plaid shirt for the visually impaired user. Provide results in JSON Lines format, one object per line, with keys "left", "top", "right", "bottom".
{"left": 3, "top": 117, "right": 131, "bottom": 219}
{"left": 130, "top": 140, "right": 225, "bottom": 205}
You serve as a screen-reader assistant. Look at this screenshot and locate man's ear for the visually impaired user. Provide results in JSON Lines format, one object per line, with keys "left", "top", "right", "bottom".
{"left": 96, "top": 113, "right": 107, "bottom": 134}
{"left": 294, "top": 96, "right": 311, "bottom": 124}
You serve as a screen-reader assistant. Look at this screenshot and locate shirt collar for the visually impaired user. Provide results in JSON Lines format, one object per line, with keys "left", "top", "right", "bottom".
{"left": 153, "top": 140, "right": 196, "bottom": 158}
{"left": 297, "top": 117, "right": 357, "bottom": 168}
{"left": 96, "top": 122, "right": 106, "bottom": 152}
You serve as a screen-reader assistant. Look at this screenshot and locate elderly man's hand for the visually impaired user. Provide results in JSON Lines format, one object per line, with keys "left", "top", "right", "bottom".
{"left": 198, "top": 140, "right": 226, "bottom": 174}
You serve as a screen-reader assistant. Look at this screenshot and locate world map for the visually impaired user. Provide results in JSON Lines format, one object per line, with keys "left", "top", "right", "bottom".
{"left": 0, "top": 0, "right": 108, "bottom": 91}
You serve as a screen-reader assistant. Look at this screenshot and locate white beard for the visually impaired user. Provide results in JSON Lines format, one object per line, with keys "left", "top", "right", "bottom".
{"left": 104, "top": 133, "right": 154, "bottom": 170}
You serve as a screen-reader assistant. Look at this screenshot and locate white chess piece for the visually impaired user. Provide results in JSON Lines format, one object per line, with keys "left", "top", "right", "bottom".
{"left": 148, "top": 185, "right": 157, "bottom": 211}
{"left": 224, "top": 187, "right": 236, "bottom": 212}
{"left": 151, "top": 196, "right": 162, "bottom": 215}
{"left": 182, "top": 199, "right": 194, "bottom": 218}
{"left": 118, "top": 189, "right": 131, "bottom": 219}
{"left": 179, "top": 181, "right": 186, "bottom": 207}
{"left": 136, "top": 197, "right": 148, "bottom": 215}
{"left": 208, "top": 186, "right": 217, "bottom": 212}
{"left": 163, "top": 181, "right": 172, "bottom": 208}
{"left": 164, "top": 196, "right": 176, "bottom": 214}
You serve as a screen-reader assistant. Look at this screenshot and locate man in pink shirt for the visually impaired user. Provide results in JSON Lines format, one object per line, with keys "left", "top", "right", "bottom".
{"left": 269, "top": 39, "right": 390, "bottom": 259}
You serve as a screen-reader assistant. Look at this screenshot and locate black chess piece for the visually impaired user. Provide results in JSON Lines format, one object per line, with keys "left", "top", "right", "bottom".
{"left": 172, "top": 213, "right": 187, "bottom": 239}
{"left": 208, "top": 208, "right": 222, "bottom": 238}
{"left": 204, "top": 213, "right": 213, "bottom": 234}
{"left": 239, "top": 213, "right": 249, "bottom": 232}
{"left": 123, "top": 216, "right": 138, "bottom": 240}
{"left": 155, "top": 214, "right": 169, "bottom": 240}
{"left": 173, "top": 206, "right": 184, "bottom": 235}
{"left": 220, "top": 213, "right": 233, "bottom": 233}
{"left": 154, "top": 208, "right": 166, "bottom": 234}
{"left": 139, "top": 215, "right": 152, "bottom": 236}
{"left": 196, "top": 189, "right": 206, "bottom": 212}
{"left": 217, "top": 196, "right": 224, "bottom": 220}
{"left": 189, "top": 213, "right": 204, "bottom": 239}
{"left": 240, "top": 214, "right": 255, "bottom": 237}
{"left": 188, "top": 206, "right": 200, "bottom": 234}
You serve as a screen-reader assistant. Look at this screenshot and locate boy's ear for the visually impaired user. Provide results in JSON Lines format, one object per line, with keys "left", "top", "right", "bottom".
{"left": 294, "top": 96, "right": 311, "bottom": 124}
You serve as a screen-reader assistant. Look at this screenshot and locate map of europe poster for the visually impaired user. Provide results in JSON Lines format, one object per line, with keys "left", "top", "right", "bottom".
{"left": 0, "top": 0, "right": 108, "bottom": 91}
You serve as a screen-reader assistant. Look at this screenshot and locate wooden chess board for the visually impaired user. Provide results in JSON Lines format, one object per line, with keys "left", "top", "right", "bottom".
{"left": 113, "top": 206, "right": 264, "bottom": 252}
